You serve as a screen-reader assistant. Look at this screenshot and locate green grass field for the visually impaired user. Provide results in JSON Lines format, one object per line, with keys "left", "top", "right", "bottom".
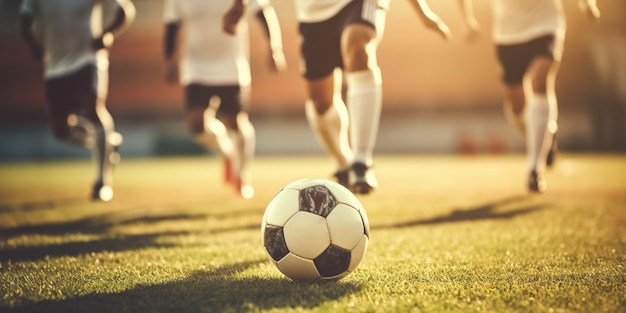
{"left": 1, "top": 154, "right": 625, "bottom": 312}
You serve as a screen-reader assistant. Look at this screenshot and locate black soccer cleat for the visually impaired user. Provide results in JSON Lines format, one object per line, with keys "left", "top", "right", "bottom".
{"left": 91, "top": 180, "right": 114, "bottom": 202}
{"left": 528, "top": 170, "right": 547, "bottom": 193}
{"left": 349, "top": 162, "right": 378, "bottom": 195}
{"left": 333, "top": 169, "right": 350, "bottom": 188}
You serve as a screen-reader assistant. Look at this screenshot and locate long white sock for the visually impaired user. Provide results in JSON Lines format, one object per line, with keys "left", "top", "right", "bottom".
{"left": 67, "top": 114, "right": 112, "bottom": 185}
{"left": 193, "top": 116, "right": 234, "bottom": 159}
{"left": 547, "top": 93, "right": 559, "bottom": 138}
{"left": 305, "top": 97, "right": 352, "bottom": 170}
{"left": 345, "top": 68, "right": 382, "bottom": 166}
{"left": 228, "top": 114, "right": 256, "bottom": 183}
{"left": 525, "top": 94, "right": 552, "bottom": 172}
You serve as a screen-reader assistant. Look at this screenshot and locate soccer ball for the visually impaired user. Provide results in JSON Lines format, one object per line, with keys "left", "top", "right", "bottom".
{"left": 261, "top": 178, "right": 370, "bottom": 281}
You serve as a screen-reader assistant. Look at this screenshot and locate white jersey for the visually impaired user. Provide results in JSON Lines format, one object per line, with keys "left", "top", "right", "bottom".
{"left": 294, "top": 0, "right": 389, "bottom": 23}
{"left": 491, "top": 0, "right": 565, "bottom": 45}
{"left": 163, "top": 0, "right": 266, "bottom": 86}
{"left": 20, "top": 0, "right": 123, "bottom": 79}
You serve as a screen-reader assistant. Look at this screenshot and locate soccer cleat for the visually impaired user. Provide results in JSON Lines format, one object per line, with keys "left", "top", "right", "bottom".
{"left": 546, "top": 133, "right": 558, "bottom": 168}
{"left": 349, "top": 162, "right": 378, "bottom": 195}
{"left": 528, "top": 170, "right": 547, "bottom": 193}
{"left": 333, "top": 169, "right": 350, "bottom": 188}
{"left": 234, "top": 178, "right": 254, "bottom": 199}
{"left": 92, "top": 181, "right": 113, "bottom": 201}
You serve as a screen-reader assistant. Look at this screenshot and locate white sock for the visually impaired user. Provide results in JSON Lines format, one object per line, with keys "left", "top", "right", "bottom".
{"left": 228, "top": 114, "right": 255, "bottom": 183}
{"left": 67, "top": 114, "right": 112, "bottom": 185}
{"left": 525, "top": 94, "right": 552, "bottom": 172}
{"left": 194, "top": 116, "right": 234, "bottom": 159}
{"left": 345, "top": 68, "right": 382, "bottom": 166}
{"left": 547, "top": 93, "right": 559, "bottom": 137}
{"left": 305, "top": 97, "right": 352, "bottom": 170}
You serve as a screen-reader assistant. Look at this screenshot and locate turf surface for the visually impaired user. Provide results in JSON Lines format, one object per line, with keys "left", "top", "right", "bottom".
{"left": 1, "top": 154, "right": 625, "bottom": 312}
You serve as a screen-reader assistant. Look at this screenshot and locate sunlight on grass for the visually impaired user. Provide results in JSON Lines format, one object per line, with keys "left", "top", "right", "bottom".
{"left": 1, "top": 154, "right": 625, "bottom": 312}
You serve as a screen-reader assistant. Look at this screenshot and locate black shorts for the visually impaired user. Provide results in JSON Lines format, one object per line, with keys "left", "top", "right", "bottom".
{"left": 496, "top": 34, "right": 556, "bottom": 85}
{"left": 299, "top": 0, "right": 385, "bottom": 80}
{"left": 45, "top": 64, "right": 98, "bottom": 118}
{"left": 185, "top": 84, "right": 245, "bottom": 116}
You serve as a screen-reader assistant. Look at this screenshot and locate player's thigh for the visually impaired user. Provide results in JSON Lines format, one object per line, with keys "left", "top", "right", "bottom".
{"left": 184, "top": 84, "right": 214, "bottom": 133}
{"left": 45, "top": 65, "right": 97, "bottom": 133}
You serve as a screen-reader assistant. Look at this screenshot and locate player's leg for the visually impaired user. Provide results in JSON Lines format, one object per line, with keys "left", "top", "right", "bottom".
{"left": 305, "top": 70, "right": 353, "bottom": 187}
{"left": 218, "top": 85, "right": 255, "bottom": 199}
{"left": 525, "top": 55, "right": 560, "bottom": 192}
{"left": 48, "top": 94, "right": 108, "bottom": 200}
{"left": 524, "top": 35, "right": 562, "bottom": 192}
{"left": 82, "top": 98, "right": 116, "bottom": 202}
{"left": 230, "top": 111, "right": 255, "bottom": 199}
{"left": 185, "top": 84, "right": 235, "bottom": 167}
{"left": 497, "top": 43, "right": 532, "bottom": 139}
{"left": 46, "top": 64, "right": 115, "bottom": 201}
{"left": 497, "top": 38, "right": 553, "bottom": 192}
{"left": 503, "top": 84, "right": 527, "bottom": 138}
{"left": 83, "top": 62, "right": 123, "bottom": 201}
{"left": 341, "top": 3, "right": 386, "bottom": 194}
{"left": 299, "top": 15, "right": 353, "bottom": 187}
{"left": 531, "top": 56, "right": 560, "bottom": 169}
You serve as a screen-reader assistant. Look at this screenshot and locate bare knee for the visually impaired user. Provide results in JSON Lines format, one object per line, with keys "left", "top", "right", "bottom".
{"left": 341, "top": 25, "right": 377, "bottom": 72}
{"left": 309, "top": 96, "right": 334, "bottom": 115}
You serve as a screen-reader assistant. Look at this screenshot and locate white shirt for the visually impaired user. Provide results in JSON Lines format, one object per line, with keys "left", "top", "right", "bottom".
{"left": 491, "top": 0, "right": 565, "bottom": 45}
{"left": 163, "top": 0, "right": 266, "bottom": 86}
{"left": 20, "top": 0, "right": 123, "bottom": 79}
{"left": 294, "top": 0, "right": 389, "bottom": 23}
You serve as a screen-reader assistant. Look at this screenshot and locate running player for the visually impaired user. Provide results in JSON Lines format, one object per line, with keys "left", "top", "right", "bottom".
{"left": 224, "top": 0, "right": 450, "bottom": 194}
{"left": 163, "top": 0, "right": 286, "bottom": 199}
{"left": 20, "top": 0, "right": 136, "bottom": 201}
{"left": 458, "top": 0, "right": 600, "bottom": 192}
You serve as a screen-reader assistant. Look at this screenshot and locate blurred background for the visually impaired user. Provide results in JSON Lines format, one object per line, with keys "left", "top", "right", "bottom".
{"left": 0, "top": 0, "right": 624, "bottom": 161}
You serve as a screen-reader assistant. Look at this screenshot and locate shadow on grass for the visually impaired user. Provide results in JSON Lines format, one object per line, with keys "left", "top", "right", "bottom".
{"left": 4, "top": 259, "right": 362, "bottom": 313}
{"left": 0, "top": 211, "right": 209, "bottom": 237}
{"left": 0, "top": 209, "right": 262, "bottom": 262}
{"left": 375, "top": 195, "right": 544, "bottom": 229}
{"left": 0, "top": 231, "right": 186, "bottom": 263}
{"left": 0, "top": 202, "right": 264, "bottom": 238}
{"left": 0, "top": 197, "right": 87, "bottom": 213}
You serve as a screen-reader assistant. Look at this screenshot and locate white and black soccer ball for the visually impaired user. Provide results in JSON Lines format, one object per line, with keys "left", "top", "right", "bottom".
{"left": 261, "top": 178, "right": 370, "bottom": 281}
